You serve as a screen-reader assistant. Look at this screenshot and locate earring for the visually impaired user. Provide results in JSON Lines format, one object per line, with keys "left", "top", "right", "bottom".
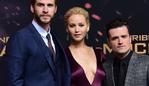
{"left": 66, "top": 34, "right": 69, "bottom": 41}
{"left": 86, "top": 33, "right": 88, "bottom": 40}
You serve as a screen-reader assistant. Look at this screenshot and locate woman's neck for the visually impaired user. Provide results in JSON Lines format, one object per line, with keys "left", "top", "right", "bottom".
{"left": 69, "top": 41, "right": 88, "bottom": 49}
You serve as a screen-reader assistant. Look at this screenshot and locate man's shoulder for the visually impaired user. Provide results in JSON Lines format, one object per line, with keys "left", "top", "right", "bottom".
{"left": 138, "top": 54, "right": 149, "bottom": 61}
{"left": 9, "top": 23, "right": 34, "bottom": 40}
{"left": 133, "top": 52, "right": 149, "bottom": 63}
{"left": 132, "top": 52, "right": 149, "bottom": 58}
{"left": 13, "top": 23, "right": 34, "bottom": 35}
{"left": 103, "top": 54, "right": 113, "bottom": 66}
{"left": 19, "top": 23, "right": 34, "bottom": 33}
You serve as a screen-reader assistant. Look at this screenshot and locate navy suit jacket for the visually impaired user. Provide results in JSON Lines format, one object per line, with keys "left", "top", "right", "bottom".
{"left": 5, "top": 24, "right": 71, "bottom": 86}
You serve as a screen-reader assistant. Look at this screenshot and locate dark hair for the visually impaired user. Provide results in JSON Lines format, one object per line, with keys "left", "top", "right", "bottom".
{"left": 106, "top": 18, "right": 130, "bottom": 38}
{"left": 30, "top": 0, "right": 57, "bottom": 6}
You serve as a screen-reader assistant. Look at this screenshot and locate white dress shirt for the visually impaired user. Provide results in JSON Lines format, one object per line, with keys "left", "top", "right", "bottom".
{"left": 32, "top": 20, "right": 56, "bottom": 52}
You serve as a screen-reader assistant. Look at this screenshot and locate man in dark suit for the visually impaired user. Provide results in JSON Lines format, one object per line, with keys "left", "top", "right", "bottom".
{"left": 5, "top": 0, "right": 71, "bottom": 86}
{"left": 103, "top": 18, "right": 149, "bottom": 86}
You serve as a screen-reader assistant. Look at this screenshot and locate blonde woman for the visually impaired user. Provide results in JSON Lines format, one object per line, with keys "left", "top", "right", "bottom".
{"left": 64, "top": 7, "right": 105, "bottom": 86}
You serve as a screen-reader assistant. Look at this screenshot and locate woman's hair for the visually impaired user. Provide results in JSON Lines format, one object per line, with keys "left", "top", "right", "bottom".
{"left": 64, "top": 7, "right": 90, "bottom": 26}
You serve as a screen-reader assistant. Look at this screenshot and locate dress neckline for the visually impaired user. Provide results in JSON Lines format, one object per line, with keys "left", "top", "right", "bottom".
{"left": 67, "top": 47, "right": 98, "bottom": 85}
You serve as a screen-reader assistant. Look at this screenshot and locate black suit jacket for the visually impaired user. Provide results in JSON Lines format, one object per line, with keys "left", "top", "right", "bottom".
{"left": 5, "top": 24, "right": 71, "bottom": 86}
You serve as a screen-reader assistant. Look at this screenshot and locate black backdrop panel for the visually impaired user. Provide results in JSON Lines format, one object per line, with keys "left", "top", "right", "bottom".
{"left": 0, "top": 0, "right": 149, "bottom": 57}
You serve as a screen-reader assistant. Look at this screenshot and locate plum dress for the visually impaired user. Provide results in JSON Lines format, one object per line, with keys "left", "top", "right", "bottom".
{"left": 65, "top": 47, "right": 105, "bottom": 86}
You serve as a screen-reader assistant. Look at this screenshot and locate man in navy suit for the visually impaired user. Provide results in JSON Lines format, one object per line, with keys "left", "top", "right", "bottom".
{"left": 5, "top": 0, "right": 71, "bottom": 86}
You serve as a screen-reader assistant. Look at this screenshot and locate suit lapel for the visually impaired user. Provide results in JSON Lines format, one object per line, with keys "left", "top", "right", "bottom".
{"left": 124, "top": 52, "right": 139, "bottom": 86}
{"left": 28, "top": 24, "right": 56, "bottom": 76}
{"left": 51, "top": 31, "right": 65, "bottom": 62}
{"left": 103, "top": 59, "right": 115, "bottom": 86}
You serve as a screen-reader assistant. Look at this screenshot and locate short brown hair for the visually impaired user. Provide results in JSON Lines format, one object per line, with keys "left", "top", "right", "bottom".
{"left": 30, "top": 0, "right": 57, "bottom": 6}
{"left": 106, "top": 18, "right": 130, "bottom": 38}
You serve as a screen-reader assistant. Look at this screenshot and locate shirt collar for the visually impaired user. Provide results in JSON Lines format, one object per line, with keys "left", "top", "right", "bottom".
{"left": 32, "top": 20, "right": 51, "bottom": 38}
{"left": 114, "top": 51, "right": 133, "bottom": 65}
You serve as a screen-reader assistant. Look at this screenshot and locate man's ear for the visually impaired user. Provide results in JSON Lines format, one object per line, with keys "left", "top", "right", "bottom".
{"left": 107, "top": 38, "right": 111, "bottom": 48}
{"left": 66, "top": 28, "right": 68, "bottom": 33}
{"left": 30, "top": 5, "right": 34, "bottom": 13}
{"left": 54, "top": 6, "right": 57, "bottom": 14}
{"left": 129, "top": 36, "right": 132, "bottom": 43}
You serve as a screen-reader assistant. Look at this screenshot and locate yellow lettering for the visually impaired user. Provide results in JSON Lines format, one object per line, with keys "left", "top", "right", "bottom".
{"left": 134, "top": 43, "right": 146, "bottom": 54}
{"left": 103, "top": 43, "right": 112, "bottom": 54}
{"left": 0, "top": 46, "right": 6, "bottom": 56}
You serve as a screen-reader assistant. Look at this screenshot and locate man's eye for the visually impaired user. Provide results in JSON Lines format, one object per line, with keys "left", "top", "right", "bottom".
{"left": 122, "top": 35, "right": 128, "bottom": 38}
{"left": 37, "top": 3, "right": 44, "bottom": 7}
{"left": 111, "top": 37, "right": 118, "bottom": 40}
{"left": 47, "top": 4, "right": 54, "bottom": 7}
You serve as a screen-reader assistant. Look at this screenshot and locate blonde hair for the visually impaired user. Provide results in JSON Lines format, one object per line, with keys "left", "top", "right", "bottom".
{"left": 64, "top": 7, "right": 90, "bottom": 26}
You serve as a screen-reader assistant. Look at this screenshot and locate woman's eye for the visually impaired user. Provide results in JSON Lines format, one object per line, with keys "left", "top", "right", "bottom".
{"left": 69, "top": 24, "right": 75, "bottom": 28}
{"left": 79, "top": 24, "right": 84, "bottom": 27}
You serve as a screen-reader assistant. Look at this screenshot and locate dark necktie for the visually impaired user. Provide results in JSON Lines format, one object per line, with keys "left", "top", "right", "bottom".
{"left": 46, "top": 34, "right": 55, "bottom": 60}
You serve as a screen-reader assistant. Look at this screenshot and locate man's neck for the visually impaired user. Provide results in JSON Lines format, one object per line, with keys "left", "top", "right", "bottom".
{"left": 113, "top": 50, "right": 131, "bottom": 60}
{"left": 34, "top": 19, "right": 50, "bottom": 32}
{"left": 40, "top": 23, "right": 50, "bottom": 32}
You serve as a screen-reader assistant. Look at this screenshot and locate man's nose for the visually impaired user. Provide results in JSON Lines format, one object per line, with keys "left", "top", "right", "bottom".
{"left": 43, "top": 6, "right": 48, "bottom": 13}
{"left": 118, "top": 38, "right": 123, "bottom": 44}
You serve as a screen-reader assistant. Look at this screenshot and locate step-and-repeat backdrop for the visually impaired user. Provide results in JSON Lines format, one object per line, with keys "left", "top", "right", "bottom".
{"left": 0, "top": 0, "right": 149, "bottom": 85}
{"left": 0, "top": 0, "right": 149, "bottom": 57}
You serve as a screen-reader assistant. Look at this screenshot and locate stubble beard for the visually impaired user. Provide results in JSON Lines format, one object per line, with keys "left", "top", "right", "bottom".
{"left": 34, "top": 14, "right": 51, "bottom": 25}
